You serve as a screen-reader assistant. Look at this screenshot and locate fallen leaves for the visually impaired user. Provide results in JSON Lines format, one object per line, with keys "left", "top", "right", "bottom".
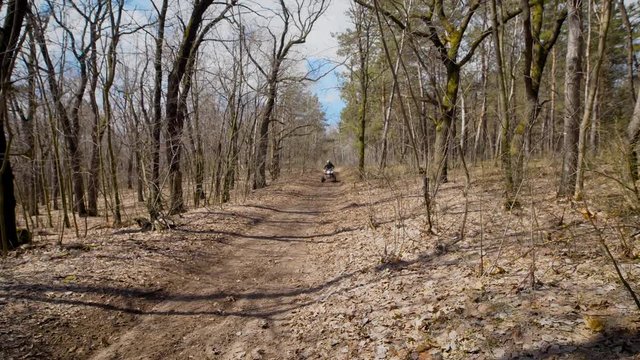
{"left": 62, "top": 274, "right": 77, "bottom": 284}
{"left": 583, "top": 315, "right": 606, "bottom": 332}
{"left": 3, "top": 173, "right": 640, "bottom": 359}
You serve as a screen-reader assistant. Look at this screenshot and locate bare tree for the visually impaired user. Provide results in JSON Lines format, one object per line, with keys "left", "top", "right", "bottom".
{"left": 30, "top": 7, "right": 89, "bottom": 216}
{"left": 222, "top": 20, "right": 246, "bottom": 203}
{"left": 166, "top": 0, "right": 238, "bottom": 214}
{"left": 248, "top": 0, "right": 329, "bottom": 189}
{"left": 102, "top": 0, "right": 126, "bottom": 225}
{"left": 56, "top": 0, "right": 108, "bottom": 217}
{"left": 147, "top": 0, "right": 168, "bottom": 221}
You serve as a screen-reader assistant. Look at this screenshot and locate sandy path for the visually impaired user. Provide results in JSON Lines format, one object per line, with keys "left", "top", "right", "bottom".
{"left": 90, "top": 176, "right": 343, "bottom": 360}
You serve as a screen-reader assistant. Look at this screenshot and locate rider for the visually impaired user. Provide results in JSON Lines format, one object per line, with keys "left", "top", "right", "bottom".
{"left": 324, "top": 160, "right": 334, "bottom": 172}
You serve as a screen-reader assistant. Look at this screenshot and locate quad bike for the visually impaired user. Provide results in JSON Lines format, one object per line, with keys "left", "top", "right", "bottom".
{"left": 321, "top": 168, "right": 336, "bottom": 183}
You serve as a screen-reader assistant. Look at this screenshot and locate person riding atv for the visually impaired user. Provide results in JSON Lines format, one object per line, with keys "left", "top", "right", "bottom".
{"left": 323, "top": 160, "right": 334, "bottom": 171}
{"left": 321, "top": 160, "right": 336, "bottom": 183}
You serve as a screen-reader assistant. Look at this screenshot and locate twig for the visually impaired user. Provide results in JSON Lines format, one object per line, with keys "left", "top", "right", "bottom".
{"left": 582, "top": 201, "right": 640, "bottom": 311}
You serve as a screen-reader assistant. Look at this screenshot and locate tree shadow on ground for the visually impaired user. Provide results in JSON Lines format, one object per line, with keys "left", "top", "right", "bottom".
{"left": 339, "top": 194, "right": 423, "bottom": 211}
{"left": 241, "top": 204, "right": 328, "bottom": 215}
{"left": 498, "top": 327, "right": 640, "bottom": 359}
{"left": 0, "top": 246, "right": 439, "bottom": 321}
{"left": 173, "top": 226, "right": 359, "bottom": 243}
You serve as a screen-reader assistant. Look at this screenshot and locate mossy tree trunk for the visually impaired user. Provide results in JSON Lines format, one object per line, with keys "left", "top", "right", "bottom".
{"left": 433, "top": 64, "right": 460, "bottom": 183}
{"left": 510, "top": 0, "right": 566, "bottom": 189}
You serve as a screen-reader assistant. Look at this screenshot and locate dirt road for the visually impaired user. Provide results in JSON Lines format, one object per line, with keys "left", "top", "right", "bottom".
{"left": 90, "top": 176, "right": 345, "bottom": 360}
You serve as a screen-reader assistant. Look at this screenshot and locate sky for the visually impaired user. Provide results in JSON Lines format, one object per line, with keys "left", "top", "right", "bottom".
{"left": 302, "top": 1, "right": 351, "bottom": 126}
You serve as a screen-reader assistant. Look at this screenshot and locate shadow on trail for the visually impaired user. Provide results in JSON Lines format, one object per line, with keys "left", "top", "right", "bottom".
{"left": 339, "top": 194, "right": 423, "bottom": 211}
{"left": 241, "top": 204, "right": 328, "bottom": 215}
{"left": 497, "top": 327, "right": 640, "bottom": 359}
{"left": 0, "top": 247, "right": 438, "bottom": 321}
{"left": 173, "top": 226, "right": 359, "bottom": 243}
{"left": 0, "top": 265, "right": 365, "bottom": 319}
{"left": 3, "top": 292, "right": 316, "bottom": 320}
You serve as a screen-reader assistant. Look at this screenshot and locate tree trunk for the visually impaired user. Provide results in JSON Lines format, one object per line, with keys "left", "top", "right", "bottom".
{"left": 627, "top": 86, "right": 640, "bottom": 186}
{"left": 222, "top": 120, "right": 239, "bottom": 203}
{"left": 248, "top": 0, "right": 325, "bottom": 187}
{"left": 372, "top": 0, "right": 420, "bottom": 170}
{"left": 511, "top": 0, "right": 565, "bottom": 187}
{"left": 433, "top": 64, "right": 460, "bottom": 184}
{"left": 619, "top": 0, "right": 636, "bottom": 102}
{"left": 357, "top": 76, "right": 368, "bottom": 175}
{"left": 574, "top": 0, "right": 612, "bottom": 199}
{"left": 223, "top": 92, "right": 241, "bottom": 203}
{"left": 52, "top": 159, "right": 59, "bottom": 211}
{"left": 127, "top": 154, "right": 133, "bottom": 190}
{"left": 193, "top": 97, "right": 206, "bottom": 206}
{"left": 166, "top": 0, "right": 227, "bottom": 213}
{"left": 148, "top": 0, "right": 168, "bottom": 221}
{"left": 31, "top": 13, "right": 88, "bottom": 216}
{"left": 106, "top": 119, "right": 122, "bottom": 224}
{"left": 0, "top": 104, "right": 17, "bottom": 253}
{"left": 254, "top": 78, "right": 278, "bottom": 189}
{"left": 490, "top": 0, "right": 514, "bottom": 203}
{"left": 24, "top": 32, "right": 38, "bottom": 216}
{"left": 86, "top": 7, "right": 106, "bottom": 217}
{"left": 379, "top": 30, "right": 405, "bottom": 170}
{"left": 589, "top": 87, "right": 600, "bottom": 153}
{"left": 0, "top": 0, "right": 26, "bottom": 246}
{"left": 136, "top": 151, "right": 144, "bottom": 202}
{"left": 103, "top": 0, "right": 124, "bottom": 225}
{"left": 270, "top": 116, "right": 281, "bottom": 181}
{"left": 549, "top": 48, "right": 557, "bottom": 153}
{"left": 474, "top": 42, "right": 488, "bottom": 162}
{"left": 355, "top": 7, "right": 372, "bottom": 177}
{"left": 222, "top": 31, "right": 244, "bottom": 203}
{"left": 558, "top": 0, "right": 584, "bottom": 197}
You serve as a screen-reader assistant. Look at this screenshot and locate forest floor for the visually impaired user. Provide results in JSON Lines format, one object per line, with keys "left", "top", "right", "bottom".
{"left": 2, "top": 165, "right": 640, "bottom": 359}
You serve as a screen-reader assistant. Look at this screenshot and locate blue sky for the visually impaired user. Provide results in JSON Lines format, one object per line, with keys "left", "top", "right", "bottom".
{"left": 307, "top": 58, "right": 346, "bottom": 127}
{"left": 302, "top": 1, "right": 351, "bottom": 127}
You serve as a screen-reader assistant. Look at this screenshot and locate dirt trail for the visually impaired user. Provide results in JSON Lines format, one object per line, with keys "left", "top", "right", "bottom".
{"left": 8, "top": 167, "right": 640, "bottom": 359}
{"left": 90, "top": 175, "right": 344, "bottom": 360}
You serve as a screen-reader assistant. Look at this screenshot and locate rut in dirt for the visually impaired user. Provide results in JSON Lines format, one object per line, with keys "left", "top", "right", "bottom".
{"left": 90, "top": 175, "right": 345, "bottom": 360}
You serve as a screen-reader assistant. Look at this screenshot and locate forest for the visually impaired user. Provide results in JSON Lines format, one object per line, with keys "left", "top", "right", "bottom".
{"left": 1, "top": 0, "right": 640, "bottom": 358}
